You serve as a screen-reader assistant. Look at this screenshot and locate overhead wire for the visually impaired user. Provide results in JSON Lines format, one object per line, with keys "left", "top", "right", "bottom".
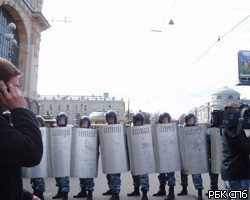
{"left": 188, "top": 14, "right": 250, "bottom": 69}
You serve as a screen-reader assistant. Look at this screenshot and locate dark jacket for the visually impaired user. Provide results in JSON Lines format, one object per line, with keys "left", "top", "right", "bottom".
{"left": 0, "top": 108, "right": 43, "bottom": 200}
{"left": 221, "top": 128, "right": 250, "bottom": 181}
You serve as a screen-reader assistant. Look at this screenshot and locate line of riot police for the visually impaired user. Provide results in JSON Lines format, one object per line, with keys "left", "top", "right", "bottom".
{"left": 18, "top": 110, "right": 214, "bottom": 200}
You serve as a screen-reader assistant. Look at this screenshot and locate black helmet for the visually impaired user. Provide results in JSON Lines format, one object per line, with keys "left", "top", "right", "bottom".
{"left": 105, "top": 110, "right": 117, "bottom": 123}
{"left": 185, "top": 113, "right": 196, "bottom": 126}
{"left": 159, "top": 112, "right": 171, "bottom": 123}
{"left": 56, "top": 112, "right": 68, "bottom": 126}
{"left": 2, "top": 110, "right": 11, "bottom": 124}
{"left": 36, "top": 115, "right": 45, "bottom": 127}
{"left": 133, "top": 112, "right": 144, "bottom": 125}
{"left": 79, "top": 116, "right": 91, "bottom": 128}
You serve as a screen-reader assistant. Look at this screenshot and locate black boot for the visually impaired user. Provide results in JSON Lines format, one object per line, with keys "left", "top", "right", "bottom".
{"left": 177, "top": 186, "right": 188, "bottom": 196}
{"left": 87, "top": 191, "right": 93, "bottom": 200}
{"left": 165, "top": 186, "right": 175, "bottom": 200}
{"left": 102, "top": 189, "right": 112, "bottom": 195}
{"left": 127, "top": 186, "right": 140, "bottom": 196}
{"left": 74, "top": 187, "right": 87, "bottom": 198}
{"left": 52, "top": 188, "right": 63, "bottom": 199}
{"left": 110, "top": 193, "right": 120, "bottom": 200}
{"left": 62, "top": 192, "right": 68, "bottom": 200}
{"left": 141, "top": 190, "right": 148, "bottom": 200}
{"left": 197, "top": 189, "right": 203, "bottom": 200}
{"left": 153, "top": 184, "right": 166, "bottom": 196}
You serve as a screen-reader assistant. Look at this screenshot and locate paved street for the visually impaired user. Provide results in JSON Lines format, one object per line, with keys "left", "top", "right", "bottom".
{"left": 23, "top": 163, "right": 226, "bottom": 200}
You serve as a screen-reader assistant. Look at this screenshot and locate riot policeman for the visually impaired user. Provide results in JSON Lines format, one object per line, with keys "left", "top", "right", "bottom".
{"left": 52, "top": 112, "right": 70, "bottom": 200}
{"left": 30, "top": 115, "right": 46, "bottom": 200}
{"left": 74, "top": 116, "right": 95, "bottom": 200}
{"left": 153, "top": 112, "right": 176, "bottom": 200}
{"left": 127, "top": 112, "right": 149, "bottom": 200}
{"left": 177, "top": 113, "right": 204, "bottom": 200}
{"left": 102, "top": 110, "right": 121, "bottom": 200}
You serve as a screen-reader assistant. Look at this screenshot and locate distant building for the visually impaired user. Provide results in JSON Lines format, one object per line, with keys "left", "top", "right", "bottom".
{"left": 38, "top": 93, "right": 126, "bottom": 125}
{"left": 190, "top": 86, "right": 250, "bottom": 124}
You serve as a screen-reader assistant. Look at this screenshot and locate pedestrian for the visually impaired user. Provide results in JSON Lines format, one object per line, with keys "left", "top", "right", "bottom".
{"left": 74, "top": 116, "right": 95, "bottom": 200}
{"left": 153, "top": 112, "right": 176, "bottom": 200}
{"left": 177, "top": 113, "right": 204, "bottom": 200}
{"left": 0, "top": 57, "right": 43, "bottom": 200}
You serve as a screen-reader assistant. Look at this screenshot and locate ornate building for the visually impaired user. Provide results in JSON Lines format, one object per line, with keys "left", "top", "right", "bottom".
{"left": 191, "top": 86, "right": 250, "bottom": 124}
{"left": 0, "top": 0, "right": 50, "bottom": 113}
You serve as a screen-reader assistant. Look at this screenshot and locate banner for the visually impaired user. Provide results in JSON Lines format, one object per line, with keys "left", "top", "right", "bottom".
{"left": 179, "top": 125, "right": 208, "bottom": 174}
{"left": 152, "top": 123, "right": 182, "bottom": 173}
{"left": 99, "top": 124, "right": 130, "bottom": 174}
{"left": 127, "top": 125, "right": 155, "bottom": 175}
{"left": 71, "top": 128, "right": 99, "bottom": 178}
{"left": 238, "top": 50, "right": 250, "bottom": 85}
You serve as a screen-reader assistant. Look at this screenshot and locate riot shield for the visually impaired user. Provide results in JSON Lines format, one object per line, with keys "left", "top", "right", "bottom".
{"left": 211, "top": 128, "right": 222, "bottom": 174}
{"left": 71, "top": 128, "right": 99, "bottom": 178}
{"left": 179, "top": 125, "right": 208, "bottom": 174}
{"left": 50, "top": 127, "right": 72, "bottom": 177}
{"left": 99, "top": 124, "right": 129, "bottom": 174}
{"left": 152, "top": 123, "right": 182, "bottom": 173}
{"left": 127, "top": 124, "right": 155, "bottom": 175}
{"left": 23, "top": 127, "right": 50, "bottom": 178}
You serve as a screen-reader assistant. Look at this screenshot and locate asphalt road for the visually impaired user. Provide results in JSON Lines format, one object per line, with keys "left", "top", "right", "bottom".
{"left": 23, "top": 168, "right": 226, "bottom": 200}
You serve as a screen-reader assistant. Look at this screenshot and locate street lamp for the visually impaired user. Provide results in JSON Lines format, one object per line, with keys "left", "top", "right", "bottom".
{"left": 4, "top": 22, "right": 18, "bottom": 48}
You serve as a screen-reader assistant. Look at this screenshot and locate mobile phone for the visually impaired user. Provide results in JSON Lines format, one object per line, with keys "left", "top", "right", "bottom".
{"left": 0, "top": 83, "right": 10, "bottom": 93}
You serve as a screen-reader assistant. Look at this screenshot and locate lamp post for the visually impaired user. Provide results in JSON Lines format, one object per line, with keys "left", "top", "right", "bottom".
{"left": 4, "top": 22, "right": 18, "bottom": 56}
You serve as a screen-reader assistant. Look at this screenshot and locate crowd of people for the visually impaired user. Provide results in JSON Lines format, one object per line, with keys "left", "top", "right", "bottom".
{"left": 0, "top": 57, "right": 249, "bottom": 200}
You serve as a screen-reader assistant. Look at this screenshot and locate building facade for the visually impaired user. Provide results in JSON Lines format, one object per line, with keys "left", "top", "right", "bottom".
{"left": 38, "top": 93, "right": 126, "bottom": 125}
{"left": 191, "top": 86, "right": 250, "bottom": 124}
{"left": 0, "top": 0, "right": 49, "bottom": 113}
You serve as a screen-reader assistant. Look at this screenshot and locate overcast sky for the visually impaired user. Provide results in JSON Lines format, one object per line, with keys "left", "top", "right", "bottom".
{"left": 38, "top": 0, "right": 250, "bottom": 119}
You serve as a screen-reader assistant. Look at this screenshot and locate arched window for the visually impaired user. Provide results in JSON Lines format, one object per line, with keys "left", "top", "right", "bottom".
{"left": 0, "top": 7, "right": 19, "bottom": 67}
{"left": 228, "top": 95, "right": 233, "bottom": 99}
{"left": 217, "top": 96, "right": 222, "bottom": 99}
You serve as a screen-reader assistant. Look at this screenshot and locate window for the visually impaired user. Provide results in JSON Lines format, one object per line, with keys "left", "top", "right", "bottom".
{"left": 58, "top": 105, "right": 61, "bottom": 110}
{"left": 66, "top": 105, "right": 69, "bottom": 111}
{"left": 102, "top": 105, "right": 106, "bottom": 111}
{"left": 75, "top": 105, "right": 78, "bottom": 110}
{"left": 217, "top": 96, "right": 222, "bottom": 99}
{"left": 49, "top": 105, "right": 52, "bottom": 111}
{"left": 228, "top": 95, "right": 233, "bottom": 99}
{"left": 84, "top": 105, "right": 87, "bottom": 111}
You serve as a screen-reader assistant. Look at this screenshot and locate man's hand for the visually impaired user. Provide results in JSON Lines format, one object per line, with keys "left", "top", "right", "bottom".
{"left": 0, "top": 81, "right": 26, "bottom": 110}
{"left": 32, "top": 195, "right": 41, "bottom": 200}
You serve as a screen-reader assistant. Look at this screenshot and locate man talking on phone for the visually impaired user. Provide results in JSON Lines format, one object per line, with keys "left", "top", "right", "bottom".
{"left": 0, "top": 57, "right": 43, "bottom": 200}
